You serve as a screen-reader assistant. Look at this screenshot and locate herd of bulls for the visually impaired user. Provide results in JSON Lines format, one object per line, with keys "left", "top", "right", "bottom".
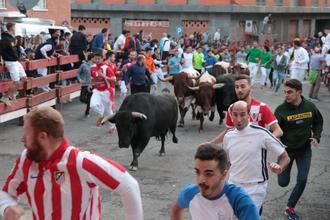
{"left": 102, "top": 61, "right": 249, "bottom": 171}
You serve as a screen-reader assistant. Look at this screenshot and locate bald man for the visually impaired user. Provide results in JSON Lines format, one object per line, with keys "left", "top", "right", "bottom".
{"left": 223, "top": 101, "right": 290, "bottom": 214}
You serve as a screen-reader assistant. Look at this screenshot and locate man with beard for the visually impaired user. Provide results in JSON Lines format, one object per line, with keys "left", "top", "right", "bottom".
{"left": 223, "top": 101, "right": 290, "bottom": 214}
{"left": 205, "top": 74, "right": 283, "bottom": 145}
{"left": 171, "top": 144, "right": 259, "bottom": 220}
{"left": 0, "top": 107, "right": 143, "bottom": 220}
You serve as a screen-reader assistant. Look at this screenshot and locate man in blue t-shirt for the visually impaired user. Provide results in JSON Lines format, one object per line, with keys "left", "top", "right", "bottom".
{"left": 168, "top": 50, "right": 182, "bottom": 75}
{"left": 171, "top": 144, "right": 259, "bottom": 220}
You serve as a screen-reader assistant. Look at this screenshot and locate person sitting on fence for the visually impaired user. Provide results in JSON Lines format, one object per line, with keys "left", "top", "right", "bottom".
{"left": 0, "top": 22, "right": 28, "bottom": 106}
{"left": 34, "top": 28, "right": 61, "bottom": 92}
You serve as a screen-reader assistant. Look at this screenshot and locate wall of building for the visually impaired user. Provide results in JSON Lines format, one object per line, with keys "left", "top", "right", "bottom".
{"left": 0, "top": 0, "right": 71, "bottom": 26}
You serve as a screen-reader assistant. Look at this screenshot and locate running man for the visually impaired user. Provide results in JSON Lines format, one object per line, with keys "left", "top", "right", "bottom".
{"left": 0, "top": 107, "right": 143, "bottom": 220}
{"left": 171, "top": 144, "right": 260, "bottom": 220}
{"left": 275, "top": 79, "right": 323, "bottom": 220}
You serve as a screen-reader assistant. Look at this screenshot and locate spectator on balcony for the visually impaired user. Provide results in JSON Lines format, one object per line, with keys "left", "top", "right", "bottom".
{"left": 91, "top": 28, "right": 108, "bottom": 54}
{"left": 34, "top": 28, "right": 61, "bottom": 92}
{"left": 69, "top": 25, "right": 88, "bottom": 68}
{"left": 32, "top": 34, "right": 43, "bottom": 51}
{"left": 15, "top": 36, "right": 27, "bottom": 60}
{"left": 63, "top": 32, "right": 71, "bottom": 55}
{"left": 113, "top": 30, "right": 128, "bottom": 51}
{"left": 0, "top": 22, "right": 27, "bottom": 106}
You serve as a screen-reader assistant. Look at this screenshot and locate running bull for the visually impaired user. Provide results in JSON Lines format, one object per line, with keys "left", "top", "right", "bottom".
{"left": 159, "top": 68, "right": 200, "bottom": 127}
{"left": 101, "top": 93, "right": 178, "bottom": 171}
{"left": 188, "top": 72, "right": 224, "bottom": 131}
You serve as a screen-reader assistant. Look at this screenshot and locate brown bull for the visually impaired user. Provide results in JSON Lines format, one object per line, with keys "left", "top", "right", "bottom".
{"left": 159, "top": 71, "right": 199, "bottom": 127}
{"left": 231, "top": 63, "right": 250, "bottom": 76}
{"left": 188, "top": 73, "right": 224, "bottom": 131}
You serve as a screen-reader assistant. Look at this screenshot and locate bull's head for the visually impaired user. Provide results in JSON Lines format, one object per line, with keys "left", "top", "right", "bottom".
{"left": 189, "top": 83, "right": 225, "bottom": 114}
{"left": 101, "top": 111, "right": 148, "bottom": 148}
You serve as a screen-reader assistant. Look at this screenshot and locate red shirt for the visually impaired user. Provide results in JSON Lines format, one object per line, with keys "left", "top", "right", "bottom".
{"left": 91, "top": 64, "right": 115, "bottom": 91}
{"left": 2, "top": 138, "right": 134, "bottom": 220}
{"left": 226, "top": 98, "right": 277, "bottom": 128}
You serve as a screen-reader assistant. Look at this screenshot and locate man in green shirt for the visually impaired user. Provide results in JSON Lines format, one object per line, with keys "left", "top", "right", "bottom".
{"left": 260, "top": 45, "right": 272, "bottom": 89}
{"left": 274, "top": 79, "right": 323, "bottom": 220}
{"left": 247, "top": 42, "right": 262, "bottom": 86}
{"left": 193, "top": 47, "right": 205, "bottom": 73}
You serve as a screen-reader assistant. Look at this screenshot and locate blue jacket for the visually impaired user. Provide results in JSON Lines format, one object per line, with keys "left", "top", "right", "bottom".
{"left": 125, "top": 63, "right": 151, "bottom": 86}
{"left": 91, "top": 32, "right": 104, "bottom": 53}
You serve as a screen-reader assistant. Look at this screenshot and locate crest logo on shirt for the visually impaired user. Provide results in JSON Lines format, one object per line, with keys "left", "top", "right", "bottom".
{"left": 54, "top": 171, "right": 65, "bottom": 185}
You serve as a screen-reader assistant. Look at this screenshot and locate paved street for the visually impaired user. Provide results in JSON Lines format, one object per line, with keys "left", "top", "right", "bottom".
{"left": 0, "top": 81, "right": 329, "bottom": 220}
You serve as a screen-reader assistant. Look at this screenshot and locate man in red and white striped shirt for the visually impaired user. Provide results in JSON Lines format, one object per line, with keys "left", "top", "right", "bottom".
{"left": 0, "top": 107, "right": 143, "bottom": 220}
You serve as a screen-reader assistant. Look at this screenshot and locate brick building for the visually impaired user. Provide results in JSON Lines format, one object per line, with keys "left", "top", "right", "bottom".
{"left": 0, "top": 0, "right": 71, "bottom": 26}
{"left": 71, "top": 0, "right": 330, "bottom": 43}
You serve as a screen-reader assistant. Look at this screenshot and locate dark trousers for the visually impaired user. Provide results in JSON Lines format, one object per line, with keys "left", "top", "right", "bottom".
{"left": 278, "top": 146, "right": 312, "bottom": 208}
{"left": 131, "top": 84, "right": 148, "bottom": 94}
{"left": 80, "top": 86, "right": 92, "bottom": 115}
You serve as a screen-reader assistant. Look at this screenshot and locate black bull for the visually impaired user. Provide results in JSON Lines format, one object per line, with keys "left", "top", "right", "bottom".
{"left": 215, "top": 74, "right": 237, "bottom": 124}
{"left": 102, "top": 93, "right": 178, "bottom": 171}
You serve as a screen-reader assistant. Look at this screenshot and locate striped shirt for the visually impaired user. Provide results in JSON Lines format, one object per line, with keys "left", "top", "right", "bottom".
{"left": 226, "top": 98, "right": 278, "bottom": 129}
{"left": 223, "top": 124, "right": 285, "bottom": 184}
{"left": 0, "top": 138, "right": 143, "bottom": 220}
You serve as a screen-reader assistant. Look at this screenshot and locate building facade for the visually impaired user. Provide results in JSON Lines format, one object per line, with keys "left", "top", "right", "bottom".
{"left": 71, "top": 0, "right": 330, "bottom": 43}
{"left": 0, "top": 0, "right": 71, "bottom": 26}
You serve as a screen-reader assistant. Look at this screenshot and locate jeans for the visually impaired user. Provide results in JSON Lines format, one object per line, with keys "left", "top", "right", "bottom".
{"left": 278, "top": 146, "right": 312, "bottom": 208}
{"left": 272, "top": 69, "right": 285, "bottom": 93}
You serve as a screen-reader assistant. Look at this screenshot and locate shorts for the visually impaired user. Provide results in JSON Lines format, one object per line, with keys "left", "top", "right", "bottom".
{"left": 229, "top": 180, "right": 268, "bottom": 209}
{"left": 5, "top": 61, "right": 26, "bottom": 82}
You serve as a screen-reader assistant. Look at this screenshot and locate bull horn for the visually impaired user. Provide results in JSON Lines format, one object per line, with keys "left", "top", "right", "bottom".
{"left": 187, "top": 86, "right": 200, "bottom": 91}
{"left": 132, "top": 112, "right": 148, "bottom": 120}
{"left": 101, "top": 113, "right": 116, "bottom": 125}
{"left": 158, "top": 75, "right": 173, "bottom": 82}
{"left": 213, "top": 83, "right": 225, "bottom": 89}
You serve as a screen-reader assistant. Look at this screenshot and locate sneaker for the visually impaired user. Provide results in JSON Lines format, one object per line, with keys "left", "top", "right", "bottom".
{"left": 285, "top": 207, "right": 299, "bottom": 220}
{"left": 0, "top": 96, "right": 11, "bottom": 106}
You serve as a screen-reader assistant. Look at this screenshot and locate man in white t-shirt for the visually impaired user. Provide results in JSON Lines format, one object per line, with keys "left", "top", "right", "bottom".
{"left": 181, "top": 46, "right": 194, "bottom": 69}
{"left": 321, "top": 27, "right": 330, "bottom": 55}
{"left": 290, "top": 39, "right": 309, "bottom": 82}
{"left": 113, "top": 30, "right": 128, "bottom": 51}
{"left": 223, "top": 100, "right": 290, "bottom": 213}
{"left": 213, "top": 28, "right": 221, "bottom": 42}
{"left": 171, "top": 144, "right": 259, "bottom": 220}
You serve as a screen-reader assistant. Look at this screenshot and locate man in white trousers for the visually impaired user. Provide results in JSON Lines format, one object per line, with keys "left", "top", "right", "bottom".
{"left": 90, "top": 52, "right": 116, "bottom": 133}
{"left": 247, "top": 42, "right": 262, "bottom": 86}
{"left": 290, "top": 39, "right": 309, "bottom": 83}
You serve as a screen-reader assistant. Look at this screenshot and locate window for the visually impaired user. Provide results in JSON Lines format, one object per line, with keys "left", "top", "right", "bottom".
{"left": 256, "top": 0, "right": 266, "bottom": 5}
{"left": 274, "top": 0, "right": 283, "bottom": 6}
{"left": 33, "top": 0, "right": 47, "bottom": 10}
{"left": 0, "top": 0, "right": 5, "bottom": 9}
{"left": 312, "top": 0, "right": 319, "bottom": 6}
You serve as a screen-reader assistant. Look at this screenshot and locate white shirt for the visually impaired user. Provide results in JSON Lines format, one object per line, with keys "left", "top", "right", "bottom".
{"left": 276, "top": 54, "right": 283, "bottom": 65}
{"left": 292, "top": 47, "right": 309, "bottom": 70}
{"left": 162, "top": 38, "right": 171, "bottom": 52}
{"left": 113, "top": 34, "right": 126, "bottom": 50}
{"left": 182, "top": 52, "right": 194, "bottom": 69}
{"left": 214, "top": 31, "right": 221, "bottom": 41}
{"left": 177, "top": 183, "right": 259, "bottom": 220}
{"left": 223, "top": 124, "right": 285, "bottom": 184}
